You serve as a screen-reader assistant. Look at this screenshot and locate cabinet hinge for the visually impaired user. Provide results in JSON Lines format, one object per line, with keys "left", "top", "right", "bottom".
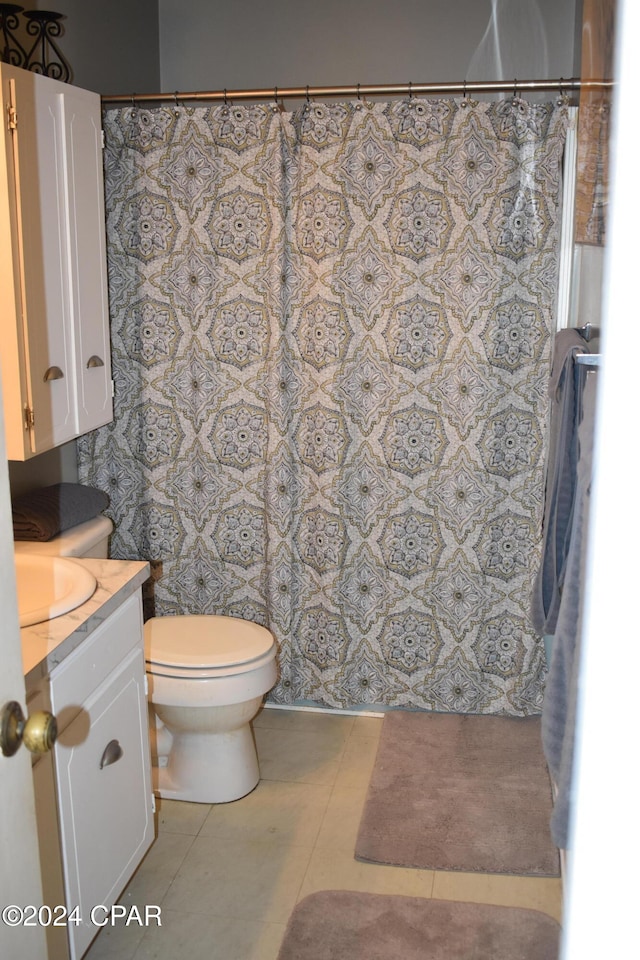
{"left": 151, "top": 793, "right": 156, "bottom": 814}
{"left": 101, "top": 128, "right": 105, "bottom": 149}
{"left": 143, "top": 674, "right": 148, "bottom": 696}
{"left": 7, "top": 104, "right": 17, "bottom": 131}
{"left": 24, "top": 405, "right": 34, "bottom": 430}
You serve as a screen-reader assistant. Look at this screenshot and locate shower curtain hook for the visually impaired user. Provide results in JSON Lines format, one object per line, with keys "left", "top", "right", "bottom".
{"left": 408, "top": 80, "right": 412, "bottom": 99}
{"left": 558, "top": 77, "right": 566, "bottom": 104}
{"left": 357, "top": 83, "right": 361, "bottom": 100}
{"left": 223, "top": 88, "right": 228, "bottom": 106}
{"left": 513, "top": 78, "right": 518, "bottom": 103}
{"left": 174, "top": 91, "right": 180, "bottom": 114}
{"left": 306, "top": 84, "right": 310, "bottom": 103}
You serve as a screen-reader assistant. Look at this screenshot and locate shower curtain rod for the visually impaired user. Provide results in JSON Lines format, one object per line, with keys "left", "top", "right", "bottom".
{"left": 101, "top": 77, "right": 612, "bottom": 106}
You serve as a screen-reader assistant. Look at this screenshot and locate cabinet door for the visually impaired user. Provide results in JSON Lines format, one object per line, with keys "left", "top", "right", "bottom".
{"left": 0, "top": 65, "right": 113, "bottom": 460}
{"left": 7, "top": 68, "right": 76, "bottom": 453}
{"left": 64, "top": 85, "right": 113, "bottom": 435}
{"left": 54, "top": 647, "right": 154, "bottom": 960}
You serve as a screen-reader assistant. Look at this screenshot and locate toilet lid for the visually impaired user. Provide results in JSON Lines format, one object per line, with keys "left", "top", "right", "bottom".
{"left": 144, "top": 615, "right": 275, "bottom": 670}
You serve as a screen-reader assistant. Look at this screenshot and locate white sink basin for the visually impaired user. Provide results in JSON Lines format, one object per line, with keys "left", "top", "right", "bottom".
{"left": 14, "top": 554, "right": 97, "bottom": 627}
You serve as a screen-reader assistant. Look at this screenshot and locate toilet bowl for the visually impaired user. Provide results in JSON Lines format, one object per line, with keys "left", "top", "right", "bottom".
{"left": 15, "top": 511, "right": 277, "bottom": 804}
{"left": 145, "top": 615, "right": 278, "bottom": 803}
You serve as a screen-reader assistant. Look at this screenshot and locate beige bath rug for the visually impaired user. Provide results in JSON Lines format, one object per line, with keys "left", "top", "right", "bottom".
{"left": 355, "top": 711, "right": 560, "bottom": 876}
{"left": 277, "top": 891, "right": 560, "bottom": 960}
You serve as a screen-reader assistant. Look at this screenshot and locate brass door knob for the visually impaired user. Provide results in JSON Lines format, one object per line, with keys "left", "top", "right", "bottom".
{"left": 0, "top": 701, "right": 58, "bottom": 757}
{"left": 23, "top": 710, "right": 58, "bottom": 755}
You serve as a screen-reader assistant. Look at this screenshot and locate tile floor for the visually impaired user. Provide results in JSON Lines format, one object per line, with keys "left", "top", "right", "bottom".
{"left": 85, "top": 706, "right": 563, "bottom": 960}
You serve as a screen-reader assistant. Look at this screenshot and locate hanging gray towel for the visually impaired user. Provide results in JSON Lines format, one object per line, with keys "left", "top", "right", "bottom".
{"left": 531, "top": 329, "right": 588, "bottom": 636}
{"left": 541, "top": 363, "right": 597, "bottom": 849}
{"left": 12, "top": 482, "right": 110, "bottom": 542}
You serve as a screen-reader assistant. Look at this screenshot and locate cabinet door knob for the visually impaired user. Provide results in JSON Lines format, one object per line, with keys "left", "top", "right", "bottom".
{"left": 86, "top": 355, "right": 105, "bottom": 368}
{"left": 99, "top": 739, "right": 123, "bottom": 769}
{"left": 43, "top": 365, "right": 64, "bottom": 382}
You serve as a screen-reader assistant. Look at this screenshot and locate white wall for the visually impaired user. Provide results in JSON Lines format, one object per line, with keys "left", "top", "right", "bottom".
{"left": 563, "top": 0, "right": 638, "bottom": 953}
{"left": 159, "top": 0, "right": 578, "bottom": 93}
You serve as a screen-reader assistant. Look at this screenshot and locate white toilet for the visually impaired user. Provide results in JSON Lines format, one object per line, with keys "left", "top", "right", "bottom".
{"left": 144, "top": 614, "right": 278, "bottom": 804}
{"left": 15, "top": 513, "right": 279, "bottom": 804}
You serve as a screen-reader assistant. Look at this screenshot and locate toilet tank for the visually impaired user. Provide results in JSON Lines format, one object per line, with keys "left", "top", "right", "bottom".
{"left": 13, "top": 515, "right": 113, "bottom": 558}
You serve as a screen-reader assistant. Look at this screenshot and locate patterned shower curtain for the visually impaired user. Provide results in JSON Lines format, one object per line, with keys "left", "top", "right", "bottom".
{"left": 78, "top": 96, "right": 568, "bottom": 715}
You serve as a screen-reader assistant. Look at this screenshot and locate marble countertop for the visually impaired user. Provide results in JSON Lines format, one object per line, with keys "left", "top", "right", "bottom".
{"left": 22, "top": 557, "right": 150, "bottom": 687}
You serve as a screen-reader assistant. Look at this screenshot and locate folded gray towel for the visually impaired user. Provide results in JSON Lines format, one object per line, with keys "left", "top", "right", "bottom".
{"left": 12, "top": 483, "right": 110, "bottom": 542}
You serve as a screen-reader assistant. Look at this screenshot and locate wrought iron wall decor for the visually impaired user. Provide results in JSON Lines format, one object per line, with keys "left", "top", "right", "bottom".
{"left": 0, "top": 5, "right": 71, "bottom": 81}
{"left": 0, "top": 4, "right": 26, "bottom": 65}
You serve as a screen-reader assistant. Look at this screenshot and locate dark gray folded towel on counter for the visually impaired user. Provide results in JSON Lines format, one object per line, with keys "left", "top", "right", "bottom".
{"left": 12, "top": 483, "right": 110, "bottom": 542}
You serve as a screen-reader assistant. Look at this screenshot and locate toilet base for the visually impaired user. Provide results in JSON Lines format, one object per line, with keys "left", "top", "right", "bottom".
{"left": 152, "top": 719, "right": 261, "bottom": 804}
{"left": 146, "top": 646, "right": 278, "bottom": 804}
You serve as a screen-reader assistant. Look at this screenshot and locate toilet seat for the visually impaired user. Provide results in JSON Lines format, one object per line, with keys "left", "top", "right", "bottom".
{"left": 144, "top": 614, "right": 276, "bottom": 679}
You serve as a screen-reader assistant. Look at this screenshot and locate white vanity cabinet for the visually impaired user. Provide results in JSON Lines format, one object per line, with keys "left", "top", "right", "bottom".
{"left": 0, "top": 64, "right": 112, "bottom": 461}
{"left": 27, "top": 590, "right": 155, "bottom": 960}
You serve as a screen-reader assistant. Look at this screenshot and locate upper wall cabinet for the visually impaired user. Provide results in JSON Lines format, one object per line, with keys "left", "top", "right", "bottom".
{"left": 0, "top": 65, "right": 112, "bottom": 461}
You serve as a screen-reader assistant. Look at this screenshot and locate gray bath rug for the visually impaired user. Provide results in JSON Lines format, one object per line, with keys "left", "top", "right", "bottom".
{"left": 276, "top": 891, "right": 560, "bottom": 960}
{"left": 355, "top": 711, "right": 560, "bottom": 876}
